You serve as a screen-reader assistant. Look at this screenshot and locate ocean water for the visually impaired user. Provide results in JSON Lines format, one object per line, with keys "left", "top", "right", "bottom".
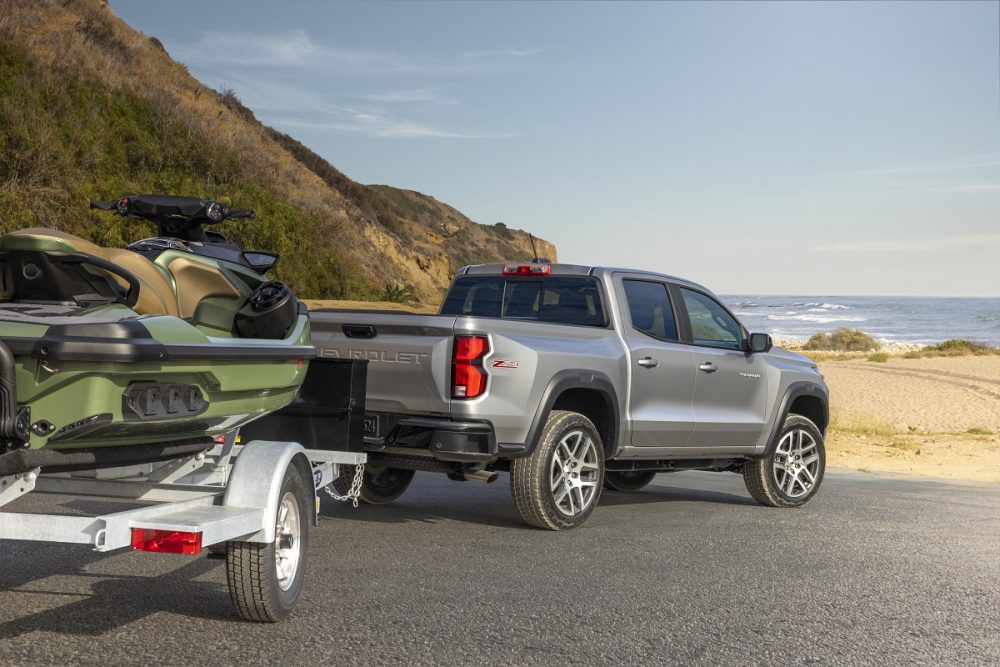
{"left": 720, "top": 296, "right": 1000, "bottom": 347}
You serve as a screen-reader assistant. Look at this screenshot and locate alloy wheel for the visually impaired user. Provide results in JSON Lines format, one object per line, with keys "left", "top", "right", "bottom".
{"left": 772, "top": 428, "right": 821, "bottom": 498}
{"left": 549, "top": 429, "right": 601, "bottom": 516}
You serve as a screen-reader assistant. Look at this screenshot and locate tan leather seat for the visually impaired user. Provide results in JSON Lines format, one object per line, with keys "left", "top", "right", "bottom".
{"left": 2, "top": 228, "right": 181, "bottom": 317}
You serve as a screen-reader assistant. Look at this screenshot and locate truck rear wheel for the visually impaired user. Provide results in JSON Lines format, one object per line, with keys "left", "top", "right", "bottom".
{"left": 226, "top": 462, "right": 310, "bottom": 622}
{"left": 333, "top": 465, "right": 415, "bottom": 505}
{"left": 743, "top": 414, "right": 825, "bottom": 508}
{"left": 511, "top": 410, "right": 605, "bottom": 530}
{"left": 604, "top": 470, "right": 657, "bottom": 492}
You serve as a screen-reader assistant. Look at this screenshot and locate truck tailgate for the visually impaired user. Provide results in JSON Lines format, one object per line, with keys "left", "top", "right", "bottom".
{"left": 309, "top": 310, "right": 457, "bottom": 415}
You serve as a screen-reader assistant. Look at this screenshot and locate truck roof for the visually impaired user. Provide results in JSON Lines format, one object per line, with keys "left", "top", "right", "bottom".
{"left": 457, "top": 262, "right": 713, "bottom": 295}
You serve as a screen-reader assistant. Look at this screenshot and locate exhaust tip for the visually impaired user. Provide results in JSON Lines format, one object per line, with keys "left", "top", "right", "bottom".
{"left": 462, "top": 469, "right": 498, "bottom": 484}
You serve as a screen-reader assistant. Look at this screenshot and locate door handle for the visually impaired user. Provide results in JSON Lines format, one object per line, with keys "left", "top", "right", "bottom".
{"left": 637, "top": 357, "right": 659, "bottom": 368}
{"left": 698, "top": 362, "right": 718, "bottom": 373}
{"left": 343, "top": 324, "right": 377, "bottom": 339}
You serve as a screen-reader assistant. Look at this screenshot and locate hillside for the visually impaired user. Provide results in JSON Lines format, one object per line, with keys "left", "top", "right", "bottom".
{"left": 0, "top": 0, "right": 554, "bottom": 302}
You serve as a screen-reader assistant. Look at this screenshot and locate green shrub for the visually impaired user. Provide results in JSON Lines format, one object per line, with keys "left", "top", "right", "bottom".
{"left": 921, "top": 339, "right": 994, "bottom": 356}
{"left": 867, "top": 352, "right": 889, "bottom": 363}
{"left": 381, "top": 282, "right": 415, "bottom": 303}
{"left": 803, "top": 328, "right": 881, "bottom": 352}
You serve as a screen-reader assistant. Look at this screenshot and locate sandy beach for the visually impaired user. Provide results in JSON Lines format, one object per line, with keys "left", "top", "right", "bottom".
{"left": 819, "top": 355, "right": 999, "bottom": 483}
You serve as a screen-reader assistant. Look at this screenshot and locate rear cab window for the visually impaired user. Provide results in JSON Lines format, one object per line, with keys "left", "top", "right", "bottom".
{"left": 622, "top": 279, "right": 678, "bottom": 341}
{"left": 441, "top": 276, "right": 607, "bottom": 327}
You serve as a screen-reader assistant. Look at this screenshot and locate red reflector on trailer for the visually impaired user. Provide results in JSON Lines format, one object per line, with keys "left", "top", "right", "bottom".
{"left": 502, "top": 263, "right": 551, "bottom": 276}
{"left": 131, "top": 528, "right": 203, "bottom": 555}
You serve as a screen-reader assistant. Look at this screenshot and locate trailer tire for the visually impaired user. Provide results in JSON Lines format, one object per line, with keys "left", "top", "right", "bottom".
{"left": 511, "top": 410, "right": 604, "bottom": 531}
{"left": 333, "top": 464, "right": 415, "bottom": 505}
{"left": 226, "top": 463, "right": 309, "bottom": 622}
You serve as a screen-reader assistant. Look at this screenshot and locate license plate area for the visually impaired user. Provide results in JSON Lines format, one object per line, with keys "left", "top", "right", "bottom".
{"left": 363, "top": 414, "right": 381, "bottom": 438}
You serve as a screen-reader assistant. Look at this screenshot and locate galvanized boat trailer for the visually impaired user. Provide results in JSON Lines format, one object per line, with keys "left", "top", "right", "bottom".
{"left": 0, "top": 434, "right": 365, "bottom": 622}
{"left": 0, "top": 359, "right": 369, "bottom": 622}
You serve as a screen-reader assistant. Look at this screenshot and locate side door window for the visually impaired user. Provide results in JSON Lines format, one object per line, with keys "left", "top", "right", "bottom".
{"left": 623, "top": 280, "right": 678, "bottom": 341}
{"left": 679, "top": 288, "right": 743, "bottom": 349}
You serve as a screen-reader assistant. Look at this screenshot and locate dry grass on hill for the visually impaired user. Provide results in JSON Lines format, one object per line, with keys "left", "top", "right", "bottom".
{"left": 0, "top": 0, "right": 552, "bottom": 301}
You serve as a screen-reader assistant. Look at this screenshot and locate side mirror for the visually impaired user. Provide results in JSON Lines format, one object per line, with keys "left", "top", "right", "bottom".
{"left": 748, "top": 332, "right": 772, "bottom": 354}
{"left": 243, "top": 251, "right": 279, "bottom": 273}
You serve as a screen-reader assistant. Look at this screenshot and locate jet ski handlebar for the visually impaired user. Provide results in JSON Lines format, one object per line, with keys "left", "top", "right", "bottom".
{"left": 90, "top": 195, "right": 256, "bottom": 228}
{"left": 91, "top": 195, "right": 257, "bottom": 243}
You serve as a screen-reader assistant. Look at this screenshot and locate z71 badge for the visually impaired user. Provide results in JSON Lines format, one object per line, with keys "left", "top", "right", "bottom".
{"left": 491, "top": 360, "right": 519, "bottom": 369}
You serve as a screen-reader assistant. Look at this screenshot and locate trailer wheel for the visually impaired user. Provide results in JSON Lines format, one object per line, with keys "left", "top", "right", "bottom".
{"left": 226, "top": 462, "right": 310, "bottom": 622}
{"left": 333, "top": 465, "right": 415, "bottom": 505}
{"left": 511, "top": 410, "right": 605, "bottom": 531}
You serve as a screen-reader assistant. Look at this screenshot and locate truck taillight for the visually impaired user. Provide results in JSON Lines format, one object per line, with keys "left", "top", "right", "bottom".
{"left": 502, "top": 263, "right": 551, "bottom": 276}
{"left": 452, "top": 335, "right": 489, "bottom": 399}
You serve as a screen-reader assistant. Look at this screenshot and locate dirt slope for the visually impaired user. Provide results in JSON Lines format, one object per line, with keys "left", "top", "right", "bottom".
{"left": 0, "top": 0, "right": 554, "bottom": 302}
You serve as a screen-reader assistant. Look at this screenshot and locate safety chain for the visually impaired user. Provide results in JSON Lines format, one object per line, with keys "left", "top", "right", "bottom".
{"left": 324, "top": 463, "right": 365, "bottom": 508}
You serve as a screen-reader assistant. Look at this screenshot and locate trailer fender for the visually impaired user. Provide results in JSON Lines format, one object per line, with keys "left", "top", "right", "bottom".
{"left": 223, "top": 440, "right": 314, "bottom": 543}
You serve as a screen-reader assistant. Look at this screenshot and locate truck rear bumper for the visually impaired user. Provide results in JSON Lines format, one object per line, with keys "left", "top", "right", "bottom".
{"left": 365, "top": 415, "right": 497, "bottom": 464}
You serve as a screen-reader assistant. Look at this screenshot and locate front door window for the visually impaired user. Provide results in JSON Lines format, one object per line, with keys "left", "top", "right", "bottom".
{"left": 679, "top": 288, "right": 743, "bottom": 349}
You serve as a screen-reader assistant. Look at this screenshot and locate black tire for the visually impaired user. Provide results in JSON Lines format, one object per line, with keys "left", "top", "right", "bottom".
{"left": 227, "top": 463, "right": 310, "bottom": 622}
{"left": 604, "top": 470, "right": 657, "bottom": 492}
{"left": 743, "top": 414, "right": 826, "bottom": 508}
{"left": 510, "top": 410, "right": 605, "bottom": 530}
{"left": 332, "top": 465, "right": 415, "bottom": 505}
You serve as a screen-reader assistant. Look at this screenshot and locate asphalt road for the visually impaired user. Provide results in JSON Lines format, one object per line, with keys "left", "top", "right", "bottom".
{"left": 0, "top": 469, "right": 997, "bottom": 666}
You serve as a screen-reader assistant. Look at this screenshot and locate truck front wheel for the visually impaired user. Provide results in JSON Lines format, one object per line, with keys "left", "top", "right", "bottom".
{"left": 511, "top": 410, "right": 605, "bottom": 530}
{"left": 743, "top": 414, "right": 826, "bottom": 508}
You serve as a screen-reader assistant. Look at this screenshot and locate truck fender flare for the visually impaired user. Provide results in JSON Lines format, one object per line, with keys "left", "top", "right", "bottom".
{"left": 759, "top": 381, "right": 829, "bottom": 458}
{"left": 512, "top": 370, "right": 620, "bottom": 459}
{"left": 223, "top": 440, "right": 315, "bottom": 542}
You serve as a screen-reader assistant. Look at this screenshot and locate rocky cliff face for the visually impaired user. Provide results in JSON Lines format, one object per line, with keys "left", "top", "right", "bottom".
{"left": 0, "top": 0, "right": 554, "bottom": 303}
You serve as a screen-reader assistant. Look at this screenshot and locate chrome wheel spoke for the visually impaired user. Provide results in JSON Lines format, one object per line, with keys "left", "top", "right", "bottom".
{"left": 568, "top": 433, "right": 584, "bottom": 459}
{"left": 554, "top": 484, "right": 570, "bottom": 506}
{"left": 785, "top": 471, "right": 797, "bottom": 495}
{"left": 572, "top": 487, "right": 585, "bottom": 512}
{"left": 801, "top": 467, "right": 816, "bottom": 486}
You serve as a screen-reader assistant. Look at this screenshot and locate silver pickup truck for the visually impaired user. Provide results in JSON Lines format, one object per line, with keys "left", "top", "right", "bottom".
{"left": 315, "top": 262, "right": 829, "bottom": 530}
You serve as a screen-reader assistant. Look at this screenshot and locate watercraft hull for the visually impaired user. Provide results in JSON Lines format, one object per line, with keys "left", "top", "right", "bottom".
{"left": 0, "top": 305, "right": 312, "bottom": 454}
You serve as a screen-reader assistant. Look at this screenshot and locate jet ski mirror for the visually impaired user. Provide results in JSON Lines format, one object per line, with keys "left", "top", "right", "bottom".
{"left": 243, "top": 251, "right": 279, "bottom": 273}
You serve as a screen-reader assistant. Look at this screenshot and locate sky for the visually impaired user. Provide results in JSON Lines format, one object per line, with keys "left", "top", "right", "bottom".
{"left": 113, "top": 1, "right": 1000, "bottom": 296}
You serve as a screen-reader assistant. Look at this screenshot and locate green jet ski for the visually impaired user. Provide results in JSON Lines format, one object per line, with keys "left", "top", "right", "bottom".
{"left": 0, "top": 195, "right": 313, "bottom": 477}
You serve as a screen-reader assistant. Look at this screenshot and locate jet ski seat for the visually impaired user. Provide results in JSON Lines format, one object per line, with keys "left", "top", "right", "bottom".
{"left": 1, "top": 228, "right": 181, "bottom": 317}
